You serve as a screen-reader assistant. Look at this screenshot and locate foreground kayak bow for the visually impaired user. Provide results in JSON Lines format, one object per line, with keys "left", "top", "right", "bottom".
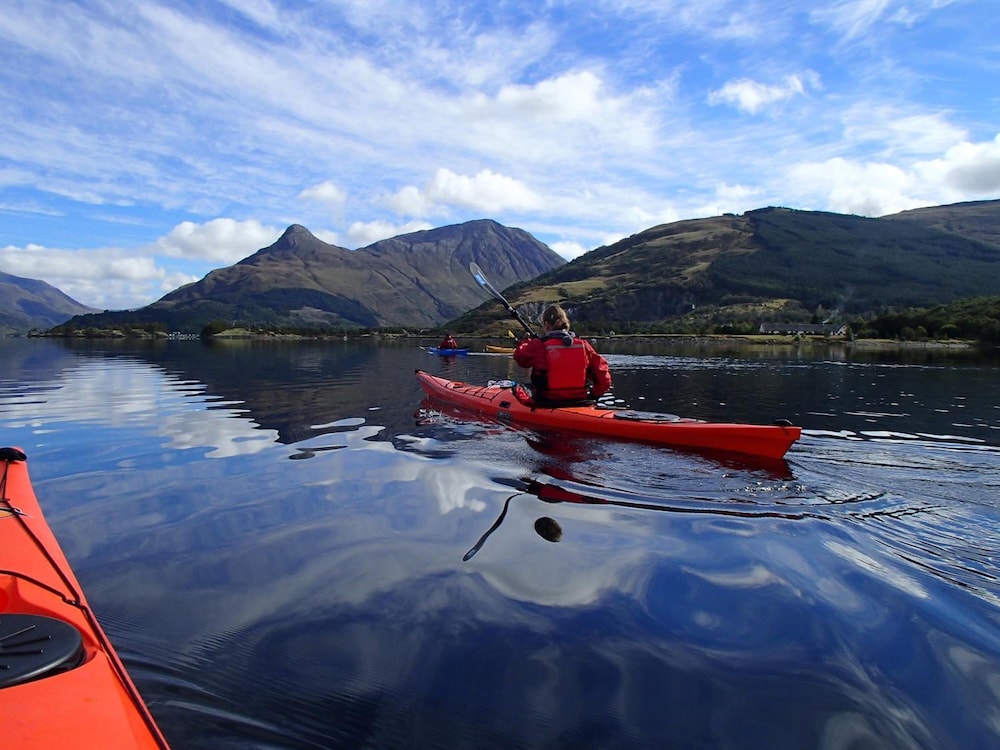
{"left": 1, "top": 447, "right": 170, "bottom": 748}
{"left": 415, "top": 371, "right": 801, "bottom": 460}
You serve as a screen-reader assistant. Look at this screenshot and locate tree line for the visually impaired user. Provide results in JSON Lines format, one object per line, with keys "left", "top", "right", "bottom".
{"left": 851, "top": 296, "right": 1000, "bottom": 343}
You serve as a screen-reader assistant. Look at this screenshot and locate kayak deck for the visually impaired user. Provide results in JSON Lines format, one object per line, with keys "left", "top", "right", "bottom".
{"left": 415, "top": 370, "right": 801, "bottom": 460}
{"left": 1, "top": 447, "right": 170, "bottom": 748}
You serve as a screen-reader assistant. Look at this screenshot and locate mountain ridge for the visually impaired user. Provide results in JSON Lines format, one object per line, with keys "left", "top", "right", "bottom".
{"left": 59, "top": 219, "right": 565, "bottom": 333}
{"left": 5, "top": 200, "right": 998, "bottom": 336}
{"left": 451, "top": 200, "right": 1000, "bottom": 335}
{"left": 0, "top": 270, "right": 97, "bottom": 335}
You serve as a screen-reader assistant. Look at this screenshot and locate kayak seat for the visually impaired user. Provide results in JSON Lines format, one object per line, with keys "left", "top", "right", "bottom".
{"left": 0, "top": 446, "right": 28, "bottom": 462}
{"left": 0, "top": 613, "right": 86, "bottom": 688}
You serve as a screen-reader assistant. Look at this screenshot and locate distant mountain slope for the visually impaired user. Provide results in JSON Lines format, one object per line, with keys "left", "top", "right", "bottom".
{"left": 453, "top": 205, "right": 1000, "bottom": 334}
{"left": 0, "top": 271, "right": 97, "bottom": 334}
{"left": 882, "top": 199, "right": 1000, "bottom": 249}
{"left": 62, "top": 219, "right": 565, "bottom": 332}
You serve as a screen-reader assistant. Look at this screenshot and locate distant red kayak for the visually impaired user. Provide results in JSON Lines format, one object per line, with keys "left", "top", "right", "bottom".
{"left": 415, "top": 370, "right": 801, "bottom": 460}
{"left": 1, "top": 447, "right": 170, "bottom": 749}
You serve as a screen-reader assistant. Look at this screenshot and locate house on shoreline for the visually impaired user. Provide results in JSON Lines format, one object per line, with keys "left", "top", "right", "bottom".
{"left": 759, "top": 323, "right": 848, "bottom": 336}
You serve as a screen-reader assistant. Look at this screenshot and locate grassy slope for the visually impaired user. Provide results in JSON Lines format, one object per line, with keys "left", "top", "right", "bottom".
{"left": 451, "top": 202, "right": 1000, "bottom": 334}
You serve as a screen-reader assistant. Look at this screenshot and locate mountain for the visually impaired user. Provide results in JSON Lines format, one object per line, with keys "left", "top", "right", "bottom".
{"left": 882, "top": 199, "right": 1000, "bottom": 249}
{"left": 61, "top": 219, "right": 564, "bottom": 333}
{"left": 452, "top": 201, "right": 1000, "bottom": 334}
{"left": 0, "top": 271, "right": 97, "bottom": 334}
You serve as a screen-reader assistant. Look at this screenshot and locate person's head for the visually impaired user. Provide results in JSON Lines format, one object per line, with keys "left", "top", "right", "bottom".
{"left": 541, "top": 305, "right": 570, "bottom": 332}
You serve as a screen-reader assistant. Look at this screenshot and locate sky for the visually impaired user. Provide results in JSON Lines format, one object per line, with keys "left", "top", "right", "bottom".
{"left": 1, "top": 0, "right": 998, "bottom": 311}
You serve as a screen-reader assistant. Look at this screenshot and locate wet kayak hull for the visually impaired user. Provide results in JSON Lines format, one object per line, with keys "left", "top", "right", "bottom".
{"left": 1, "top": 448, "right": 170, "bottom": 748}
{"left": 415, "top": 371, "right": 800, "bottom": 460}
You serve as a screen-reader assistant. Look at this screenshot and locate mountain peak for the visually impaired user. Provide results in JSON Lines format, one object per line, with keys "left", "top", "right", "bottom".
{"left": 242, "top": 224, "right": 343, "bottom": 263}
{"left": 278, "top": 224, "right": 319, "bottom": 247}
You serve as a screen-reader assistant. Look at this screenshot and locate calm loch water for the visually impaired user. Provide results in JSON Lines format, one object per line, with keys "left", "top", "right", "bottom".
{"left": 1, "top": 337, "right": 998, "bottom": 749}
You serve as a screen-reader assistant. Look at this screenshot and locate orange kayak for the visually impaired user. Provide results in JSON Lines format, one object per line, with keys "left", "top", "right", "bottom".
{"left": 1, "top": 447, "right": 170, "bottom": 749}
{"left": 415, "top": 370, "right": 801, "bottom": 460}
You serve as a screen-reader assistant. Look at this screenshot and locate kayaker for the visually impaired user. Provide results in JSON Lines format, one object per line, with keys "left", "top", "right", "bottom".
{"left": 438, "top": 333, "right": 459, "bottom": 350}
{"left": 513, "top": 305, "right": 611, "bottom": 405}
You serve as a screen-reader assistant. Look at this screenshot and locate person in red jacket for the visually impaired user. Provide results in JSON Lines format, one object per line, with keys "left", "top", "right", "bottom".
{"left": 437, "top": 333, "right": 459, "bottom": 350}
{"left": 513, "top": 305, "right": 611, "bottom": 405}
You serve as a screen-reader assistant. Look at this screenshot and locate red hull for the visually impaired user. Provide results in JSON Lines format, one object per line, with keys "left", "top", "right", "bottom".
{"left": 1, "top": 448, "right": 170, "bottom": 749}
{"left": 415, "top": 371, "right": 800, "bottom": 460}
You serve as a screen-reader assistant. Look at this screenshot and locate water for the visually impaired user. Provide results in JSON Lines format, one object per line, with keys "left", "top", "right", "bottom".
{"left": 1, "top": 338, "right": 998, "bottom": 749}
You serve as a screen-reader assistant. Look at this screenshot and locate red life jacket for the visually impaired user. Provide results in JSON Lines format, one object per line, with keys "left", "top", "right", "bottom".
{"left": 540, "top": 337, "right": 589, "bottom": 401}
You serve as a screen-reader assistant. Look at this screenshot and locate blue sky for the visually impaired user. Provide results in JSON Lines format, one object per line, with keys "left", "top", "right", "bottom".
{"left": 1, "top": 0, "right": 997, "bottom": 310}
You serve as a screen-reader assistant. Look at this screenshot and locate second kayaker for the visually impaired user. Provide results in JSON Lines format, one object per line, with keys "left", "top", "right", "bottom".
{"left": 513, "top": 304, "right": 611, "bottom": 405}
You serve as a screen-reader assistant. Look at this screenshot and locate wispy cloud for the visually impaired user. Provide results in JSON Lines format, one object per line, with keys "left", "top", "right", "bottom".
{"left": 708, "top": 73, "right": 820, "bottom": 114}
{"left": 0, "top": 0, "right": 995, "bottom": 309}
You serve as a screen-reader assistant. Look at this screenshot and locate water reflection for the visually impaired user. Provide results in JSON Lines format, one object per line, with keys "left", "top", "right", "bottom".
{"left": 1, "top": 338, "right": 999, "bottom": 749}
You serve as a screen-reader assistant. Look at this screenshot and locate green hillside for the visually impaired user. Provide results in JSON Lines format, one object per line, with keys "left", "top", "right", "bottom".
{"left": 452, "top": 202, "right": 1000, "bottom": 336}
{"left": 711, "top": 207, "right": 999, "bottom": 310}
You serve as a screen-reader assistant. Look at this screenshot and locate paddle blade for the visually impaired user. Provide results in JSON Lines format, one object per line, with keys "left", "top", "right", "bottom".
{"left": 469, "top": 262, "right": 537, "bottom": 337}
{"left": 469, "top": 262, "right": 500, "bottom": 299}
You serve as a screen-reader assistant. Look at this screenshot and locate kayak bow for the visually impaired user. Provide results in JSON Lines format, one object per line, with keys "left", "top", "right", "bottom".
{"left": 1, "top": 447, "right": 170, "bottom": 749}
{"left": 415, "top": 371, "right": 801, "bottom": 460}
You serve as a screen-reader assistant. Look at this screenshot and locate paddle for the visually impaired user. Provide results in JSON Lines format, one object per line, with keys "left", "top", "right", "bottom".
{"left": 469, "top": 262, "right": 537, "bottom": 338}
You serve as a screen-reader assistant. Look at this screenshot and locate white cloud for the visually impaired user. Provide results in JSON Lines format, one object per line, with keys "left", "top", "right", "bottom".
{"left": 714, "top": 182, "right": 762, "bottom": 206}
{"left": 550, "top": 240, "right": 588, "bottom": 260}
{"left": 0, "top": 217, "right": 285, "bottom": 308}
{"left": 0, "top": 243, "right": 191, "bottom": 310}
{"left": 0, "top": 0, "right": 996, "bottom": 309}
{"left": 842, "top": 107, "right": 967, "bottom": 156}
{"left": 458, "top": 69, "right": 666, "bottom": 159}
{"left": 493, "top": 70, "right": 606, "bottom": 121}
{"left": 298, "top": 181, "right": 347, "bottom": 206}
{"left": 787, "top": 157, "right": 915, "bottom": 215}
{"left": 428, "top": 168, "right": 542, "bottom": 213}
{"left": 917, "top": 134, "right": 1000, "bottom": 194}
{"left": 312, "top": 229, "right": 342, "bottom": 246}
{"left": 810, "top": 0, "right": 894, "bottom": 40}
{"left": 810, "top": 0, "right": 957, "bottom": 39}
{"left": 384, "top": 186, "right": 435, "bottom": 217}
{"left": 708, "top": 73, "right": 818, "bottom": 115}
{"left": 386, "top": 168, "right": 543, "bottom": 218}
{"left": 785, "top": 132, "right": 1000, "bottom": 216}
{"left": 151, "top": 218, "right": 280, "bottom": 263}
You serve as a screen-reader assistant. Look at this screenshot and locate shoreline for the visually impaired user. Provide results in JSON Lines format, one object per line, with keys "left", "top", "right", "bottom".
{"left": 20, "top": 328, "right": 987, "bottom": 350}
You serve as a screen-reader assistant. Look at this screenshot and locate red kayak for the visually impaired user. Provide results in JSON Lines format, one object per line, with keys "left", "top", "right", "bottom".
{"left": 415, "top": 371, "right": 801, "bottom": 460}
{"left": 1, "top": 447, "right": 170, "bottom": 748}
